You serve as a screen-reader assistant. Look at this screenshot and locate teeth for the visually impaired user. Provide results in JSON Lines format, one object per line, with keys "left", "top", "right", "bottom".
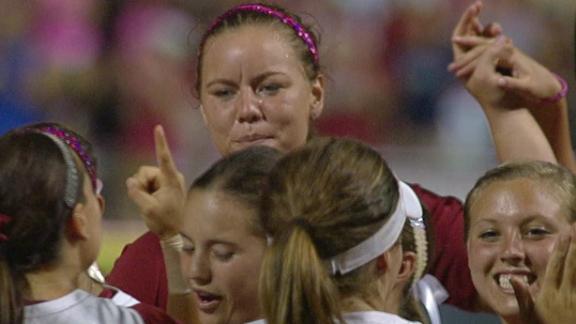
{"left": 498, "top": 274, "right": 528, "bottom": 289}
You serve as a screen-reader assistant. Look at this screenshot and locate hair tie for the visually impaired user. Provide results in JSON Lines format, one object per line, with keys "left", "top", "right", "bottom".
{"left": 540, "top": 74, "right": 568, "bottom": 104}
{"left": 292, "top": 217, "right": 314, "bottom": 234}
{"left": 206, "top": 3, "right": 319, "bottom": 65}
{"left": 0, "top": 212, "right": 12, "bottom": 243}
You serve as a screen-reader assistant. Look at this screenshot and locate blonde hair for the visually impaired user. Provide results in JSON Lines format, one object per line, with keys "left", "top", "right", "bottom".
{"left": 464, "top": 160, "right": 576, "bottom": 240}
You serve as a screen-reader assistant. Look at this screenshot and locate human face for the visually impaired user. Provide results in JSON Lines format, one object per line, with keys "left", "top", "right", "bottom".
{"left": 199, "top": 25, "right": 324, "bottom": 155}
{"left": 466, "top": 178, "right": 571, "bottom": 320}
{"left": 181, "top": 189, "right": 266, "bottom": 324}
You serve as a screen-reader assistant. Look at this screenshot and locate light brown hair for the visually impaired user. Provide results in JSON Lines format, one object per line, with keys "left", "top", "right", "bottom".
{"left": 259, "top": 137, "right": 405, "bottom": 324}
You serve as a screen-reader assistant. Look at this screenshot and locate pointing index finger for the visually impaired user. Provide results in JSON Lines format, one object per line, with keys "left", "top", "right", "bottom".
{"left": 154, "top": 125, "right": 180, "bottom": 181}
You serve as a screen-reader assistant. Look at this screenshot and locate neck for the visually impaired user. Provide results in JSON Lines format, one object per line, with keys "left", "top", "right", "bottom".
{"left": 340, "top": 290, "right": 398, "bottom": 315}
{"left": 25, "top": 265, "right": 81, "bottom": 301}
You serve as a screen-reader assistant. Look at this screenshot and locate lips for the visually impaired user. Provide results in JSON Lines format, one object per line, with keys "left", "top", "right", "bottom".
{"left": 234, "top": 134, "right": 273, "bottom": 144}
{"left": 194, "top": 290, "right": 223, "bottom": 313}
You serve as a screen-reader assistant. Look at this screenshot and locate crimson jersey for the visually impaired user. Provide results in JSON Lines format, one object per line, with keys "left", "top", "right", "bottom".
{"left": 107, "top": 183, "right": 477, "bottom": 311}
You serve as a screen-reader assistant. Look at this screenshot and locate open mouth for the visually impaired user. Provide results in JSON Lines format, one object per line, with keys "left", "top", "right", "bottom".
{"left": 494, "top": 273, "right": 536, "bottom": 292}
{"left": 195, "top": 290, "right": 223, "bottom": 313}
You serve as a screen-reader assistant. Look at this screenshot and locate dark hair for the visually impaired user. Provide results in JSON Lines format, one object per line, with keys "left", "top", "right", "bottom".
{"left": 259, "top": 137, "right": 421, "bottom": 324}
{"left": 464, "top": 160, "right": 576, "bottom": 241}
{"left": 195, "top": 2, "right": 321, "bottom": 97}
{"left": 0, "top": 130, "right": 87, "bottom": 324}
{"left": 190, "top": 145, "right": 282, "bottom": 235}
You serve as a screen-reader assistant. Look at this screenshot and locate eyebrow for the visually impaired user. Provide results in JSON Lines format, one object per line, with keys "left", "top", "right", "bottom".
{"left": 179, "top": 232, "right": 238, "bottom": 248}
{"left": 471, "top": 214, "right": 555, "bottom": 227}
{"left": 205, "top": 71, "right": 286, "bottom": 88}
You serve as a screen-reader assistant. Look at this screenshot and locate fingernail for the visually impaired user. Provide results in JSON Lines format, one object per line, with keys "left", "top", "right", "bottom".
{"left": 497, "top": 78, "right": 506, "bottom": 86}
{"left": 447, "top": 63, "right": 455, "bottom": 72}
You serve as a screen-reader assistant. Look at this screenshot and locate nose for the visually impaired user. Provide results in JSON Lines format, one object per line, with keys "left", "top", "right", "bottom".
{"left": 236, "top": 88, "right": 263, "bottom": 124}
{"left": 499, "top": 232, "right": 525, "bottom": 265}
{"left": 185, "top": 253, "right": 211, "bottom": 285}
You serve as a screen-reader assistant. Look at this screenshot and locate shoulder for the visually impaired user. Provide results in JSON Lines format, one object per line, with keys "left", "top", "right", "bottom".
{"left": 408, "top": 183, "right": 463, "bottom": 212}
{"left": 99, "top": 285, "right": 141, "bottom": 307}
{"left": 108, "top": 231, "right": 163, "bottom": 267}
{"left": 343, "top": 311, "right": 421, "bottom": 324}
{"left": 106, "top": 231, "right": 168, "bottom": 309}
{"left": 131, "top": 303, "right": 180, "bottom": 324}
{"left": 408, "top": 183, "right": 464, "bottom": 231}
{"left": 25, "top": 290, "right": 145, "bottom": 324}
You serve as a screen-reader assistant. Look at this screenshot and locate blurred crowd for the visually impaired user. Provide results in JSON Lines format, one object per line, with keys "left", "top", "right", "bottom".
{"left": 1, "top": 0, "right": 574, "bottom": 219}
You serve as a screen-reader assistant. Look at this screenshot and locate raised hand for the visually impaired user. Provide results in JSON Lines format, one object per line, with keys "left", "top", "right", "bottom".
{"left": 126, "top": 125, "right": 187, "bottom": 239}
{"left": 512, "top": 224, "right": 576, "bottom": 324}
{"left": 451, "top": 0, "right": 502, "bottom": 64}
{"left": 453, "top": 39, "right": 564, "bottom": 108}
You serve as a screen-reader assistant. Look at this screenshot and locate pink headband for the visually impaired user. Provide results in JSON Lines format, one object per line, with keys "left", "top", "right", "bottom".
{"left": 0, "top": 213, "right": 11, "bottom": 242}
{"left": 206, "top": 3, "right": 319, "bottom": 65}
{"left": 35, "top": 125, "right": 98, "bottom": 190}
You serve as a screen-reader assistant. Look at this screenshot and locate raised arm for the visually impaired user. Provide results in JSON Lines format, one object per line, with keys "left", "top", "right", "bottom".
{"left": 126, "top": 125, "right": 199, "bottom": 324}
{"left": 450, "top": 1, "right": 574, "bottom": 170}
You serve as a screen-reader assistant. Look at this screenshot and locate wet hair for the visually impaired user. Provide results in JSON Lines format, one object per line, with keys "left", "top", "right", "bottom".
{"left": 464, "top": 160, "right": 576, "bottom": 241}
{"left": 0, "top": 129, "right": 88, "bottom": 324}
{"left": 258, "top": 137, "right": 425, "bottom": 324}
{"left": 190, "top": 145, "right": 282, "bottom": 235}
{"left": 195, "top": 2, "right": 321, "bottom": 96}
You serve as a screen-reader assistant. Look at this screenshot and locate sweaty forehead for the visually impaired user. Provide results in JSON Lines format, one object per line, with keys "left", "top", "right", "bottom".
{"left": 469, "top": 178, "right": 566, "bottom": 224}
{"left": 184, "top": 190, "right": 257, "bottom": 240}
{"left": 201, "top": 25, "right": 302, "bottom": 79}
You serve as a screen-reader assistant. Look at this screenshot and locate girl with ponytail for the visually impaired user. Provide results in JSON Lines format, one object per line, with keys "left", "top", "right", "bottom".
{"left": 0, "top": 123, "right": 176, "bottom": 324}
{"left": 259, "top": 137, "right": 433, "bottom": 324}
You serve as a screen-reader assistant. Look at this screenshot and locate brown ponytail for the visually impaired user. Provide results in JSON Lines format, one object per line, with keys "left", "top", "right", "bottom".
{"left": 260, "top": 137, "right": 402, "bottom": 322}
{"left": 0, "top": 258, "right": 22, "bottom": 324}
{"left": 260, "top": 225, "right": 341, "bottom": 324}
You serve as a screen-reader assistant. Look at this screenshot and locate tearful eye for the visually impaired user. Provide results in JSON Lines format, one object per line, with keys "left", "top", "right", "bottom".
{"left": 212, "top": 88, "right": 235, "bottom": 99}
{"left": 257, "top": 83, "right": 281, "bottom": 96}
{"left": 479, "top": 230, "right": 499, "bottom": 241}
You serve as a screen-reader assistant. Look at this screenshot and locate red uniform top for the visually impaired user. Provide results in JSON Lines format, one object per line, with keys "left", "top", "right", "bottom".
{"left": 107, "top": 183, "right": 477, "bottom": 311}
{"left": 99, "top": 286, "right": 181, "bottom": 324}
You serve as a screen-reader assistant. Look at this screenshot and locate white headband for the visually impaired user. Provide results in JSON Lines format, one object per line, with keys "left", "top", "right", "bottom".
{"left": 330, "top": 181, "right": 423, "bottom": 275}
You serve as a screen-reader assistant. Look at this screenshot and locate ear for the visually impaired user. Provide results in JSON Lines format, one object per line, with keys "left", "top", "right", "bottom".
{"left": 376, "top": 253, "right": 388, "bottom": 272}
{"left": 97, "top": 195, "right": 106, "bottom": 215}
{"left": 396, "top": 251, "right": 417, "bottom": 284}
{"left": 309, "top": 75, "right": 325, "bottom": 120}
{"left": 66, "top": 203, "right": 90, "bottom": 240}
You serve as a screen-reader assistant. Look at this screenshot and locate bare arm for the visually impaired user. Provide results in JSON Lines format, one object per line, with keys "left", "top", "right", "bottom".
{"left": 126, "top": 125, "right": 200, "bottom": 324}
{"left": 450, "top": 1, "right": 559, "bottom": 165}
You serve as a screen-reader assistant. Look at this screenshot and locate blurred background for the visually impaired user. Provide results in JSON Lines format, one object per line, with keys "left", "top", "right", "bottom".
{"left": 0, "top": 0, "right": 574, "bottom": 321}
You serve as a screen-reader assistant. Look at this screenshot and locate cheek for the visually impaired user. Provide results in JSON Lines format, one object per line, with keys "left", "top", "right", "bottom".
{"left": 526, "top": 239, "right": 557, "bottom": 273}
{"left": 203, "top": 102, "right": 236, "bottom": 132}
{"left": 219, "top": 252, "right": 264, "bottom": 301}
{"left": 467, "top": 240, "right": 497, "bottom": 275}
{"left": 180, "top": 253, "right": 193, "bottom": 278}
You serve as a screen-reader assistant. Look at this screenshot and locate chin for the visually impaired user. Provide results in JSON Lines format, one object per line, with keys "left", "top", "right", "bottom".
{"left": 231, "top": 139, "right": 279, "bottom": 152}
{"left": 485, "top": 294, "right": 520, "bottom": 319}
